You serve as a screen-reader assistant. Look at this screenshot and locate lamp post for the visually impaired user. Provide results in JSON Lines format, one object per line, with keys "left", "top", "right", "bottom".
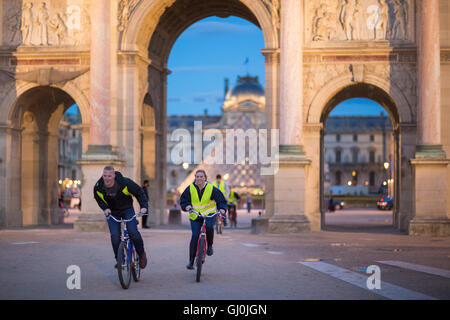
{"left": 383, "top": 162, "right": 389, "bottom": 196}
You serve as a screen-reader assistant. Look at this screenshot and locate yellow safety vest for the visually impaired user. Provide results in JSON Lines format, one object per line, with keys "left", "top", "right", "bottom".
{"left": 228, "top": 190, "right": 237, "bottom": 205}
{"left": 189, "top": 183, "right": 217, "bottom": 220}
{"left": 213, "top": 180, "right": 228, "bottom": 199}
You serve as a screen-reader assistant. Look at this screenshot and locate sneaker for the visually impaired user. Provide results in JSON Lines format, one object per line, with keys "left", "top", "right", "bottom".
{"left": 139, "top": 251, "right": 147, "bottom": 269}
{"left": 186, "top": 260, "right": 194, "bottom": 270}
{"left": 206, "top": 247, "right": 214, "bottom": 256}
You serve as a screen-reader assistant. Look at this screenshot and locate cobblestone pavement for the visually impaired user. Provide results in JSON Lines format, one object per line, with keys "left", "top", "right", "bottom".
{"left": 1, "top": 209, "right": 449, "bottom": 300}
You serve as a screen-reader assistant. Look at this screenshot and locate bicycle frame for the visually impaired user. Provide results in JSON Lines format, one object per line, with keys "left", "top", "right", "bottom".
{"left": 107, "top": 214, "right": 148, "bottom": 263}
{"left": 191, "top": 210, "right": 219, "bottom": 259}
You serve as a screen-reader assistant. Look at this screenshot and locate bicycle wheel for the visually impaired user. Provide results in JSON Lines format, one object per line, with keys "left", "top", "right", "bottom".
{"left": 117, "top": 241, "right": 132, "bottom": 289}
{"left": 131, "top": 248, "right": 141, "bottom": 282}
{"left": 196, "top": 238, "right": 205, "bottom": 282}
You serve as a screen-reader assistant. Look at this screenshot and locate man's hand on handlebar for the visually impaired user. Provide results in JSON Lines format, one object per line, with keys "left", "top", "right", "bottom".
{"left": 103, "top": 209, "right": 111, "bottom": 217}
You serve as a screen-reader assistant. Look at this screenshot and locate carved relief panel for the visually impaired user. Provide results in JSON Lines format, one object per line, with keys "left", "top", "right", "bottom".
{"left": 2, "top": 0, "right": 91, "bottom": 47}
{"left": 306, "top": 0, "right": 415, "bottom": 46}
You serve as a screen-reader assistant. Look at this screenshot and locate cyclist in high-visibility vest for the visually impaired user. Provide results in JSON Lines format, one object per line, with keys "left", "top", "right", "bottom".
{"left": 180, "top": 170, "right": 227, "bottom": 270}
{"left": 213, "top": 174, "right": 230, "bottom": 225}
{"left": 227, "top": 189, "right": 240, "bottom": 228}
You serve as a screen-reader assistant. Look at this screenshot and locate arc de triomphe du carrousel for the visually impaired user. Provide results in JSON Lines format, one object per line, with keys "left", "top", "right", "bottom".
{"left": 0, "top": 0, "right": 449, "bottom": 236}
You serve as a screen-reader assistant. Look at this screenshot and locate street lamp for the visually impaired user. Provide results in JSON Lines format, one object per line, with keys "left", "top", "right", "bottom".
{"left": 384, "top": 162, "right": 389, "bottom": 170}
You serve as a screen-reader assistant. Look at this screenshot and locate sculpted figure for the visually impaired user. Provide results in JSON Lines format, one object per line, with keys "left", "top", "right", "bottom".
{"left": 7, "top": 10, "right": 21, "bottom": 43}
{"left": 36, "top": 2, "right": 50, "bottom": 45}
{"left": 339, "top": 0, "right": 360, "bottom": 40}
{"left": 391, "top": 0, "right": 408, "bottom": 40}
{"left": 21, "top": 3, "right": 33, "bottom": 45}
{"left": 377, "top": 0, "right": 389, "bottom": 40}
{"left": 49, "top": 13, "right": 68, "bottom": 46}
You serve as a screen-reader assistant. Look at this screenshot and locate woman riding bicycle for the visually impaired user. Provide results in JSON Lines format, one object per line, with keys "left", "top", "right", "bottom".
{"left": 180, "top": 170, "right": 227, "bottom": 270}
{"left": 94, "top": 166, "right": 149, "bottom": 269}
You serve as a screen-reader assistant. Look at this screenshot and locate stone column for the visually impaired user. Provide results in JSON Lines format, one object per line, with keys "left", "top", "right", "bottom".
{"left": 268, "top": 0, "right": 310, "bottom": 233}
{"left": 410, "top": 0, "right": 450, "bottom": 236}
{"left": 89, "top": 0, "right": 110, "bottom": 147}
{"left": 74, "top": 0, "right": 121, "bottom": 232}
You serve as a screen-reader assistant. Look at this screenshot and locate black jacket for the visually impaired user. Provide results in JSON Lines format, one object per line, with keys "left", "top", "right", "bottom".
{"left": 93, "top": 171, "right": 148, "bottom": 217}
{"left": 180, "top": 182, "right": 227, "bottom": 212}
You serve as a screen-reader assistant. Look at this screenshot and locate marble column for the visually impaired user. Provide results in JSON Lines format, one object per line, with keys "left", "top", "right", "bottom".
{"left": 89, "top": 0, "right": 111, "bottom": 147}
{"left": 74, "top": 0, "right": 122, "bottom": 232}
{"left": 410, "top": 0, "right": 450, "bottom": 236}
{"left": 268, "top": 0, "right": 310, "bottom": 233}
{"left": 279, "top": 0, "right": 303, "bottom": 151}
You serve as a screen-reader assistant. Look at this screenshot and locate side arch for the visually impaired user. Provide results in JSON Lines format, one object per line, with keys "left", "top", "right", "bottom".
{"left": 2, "top": 80, "right": 91, "bottom": 129}
{"left": 305, "top": 74, "right": 414, "bottom": 125}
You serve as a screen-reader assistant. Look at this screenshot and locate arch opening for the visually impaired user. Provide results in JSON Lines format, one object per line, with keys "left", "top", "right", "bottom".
{"left": 10, "top": 86, "right": 84, "bottom": 226}
{"left": 319, "top": 85, "right": 401, "bottom": 232}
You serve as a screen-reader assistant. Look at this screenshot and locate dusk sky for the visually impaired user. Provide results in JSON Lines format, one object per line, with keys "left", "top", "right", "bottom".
{"left": 68, "top": 16, "right": 388, "bottom": 118}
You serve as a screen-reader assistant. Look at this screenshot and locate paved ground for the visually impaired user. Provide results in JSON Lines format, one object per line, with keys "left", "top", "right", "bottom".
{"left": 1, "top": 209, "right": 449, "bottom": 300}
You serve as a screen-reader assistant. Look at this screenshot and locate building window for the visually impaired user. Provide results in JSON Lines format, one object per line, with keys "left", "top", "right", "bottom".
{"left": 353, "top": 134, "right": 358, "bottom": 142}
{"left": 336, "top": 134, "right": 341, "bottom": 142}
{"left": 369, "top": 171, "right": 375, "bottom": 186}
{"left": 369, "top": 151, "right": 375, "bottom": 163}
{"left": 335, "top": 150, "right": 341, "bottom": 163}
{"left": 352, "top": 149, "right": 359, "bottom": 163}
{"left": 335, "top": 171, "right": 342, "bottom": 185}
{"left": 370, "top": 135, "right": 374, "bottom": 142}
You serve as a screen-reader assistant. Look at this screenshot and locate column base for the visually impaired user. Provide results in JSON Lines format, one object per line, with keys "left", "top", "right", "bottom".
{"left": 409, "top": 219, "right": 450, "bottom": 236}
{"left": 73, "top": 213, "right": 108, "bottom": 232}
{"left": 268, "top": 215, "right": 310, "bottom": 233}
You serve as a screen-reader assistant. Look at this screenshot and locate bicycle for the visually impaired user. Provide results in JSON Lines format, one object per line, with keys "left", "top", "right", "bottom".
{"left": 106, "top": 212, "right": 149, "bottom": 289}
{"left": 189, "top": 209, "right": 219, "bottom": 282}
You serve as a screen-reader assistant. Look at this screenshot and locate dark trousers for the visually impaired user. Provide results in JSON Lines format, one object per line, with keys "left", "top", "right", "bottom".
{"left": 142, "top": 213, "right": 148, "bottom": 227}
{"left": 107, "top": 208, "right": 145, "bottom": 259}
{"left": 189, "top": 215, "right": 216, "bottom": 262}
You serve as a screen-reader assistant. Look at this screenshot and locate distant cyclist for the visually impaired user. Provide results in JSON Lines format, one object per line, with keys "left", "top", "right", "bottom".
{"left": 94, "top": 166, "right": 149, "bottom": 269}
{"left": 180, "top": 170, "right": 227, "bottom": 270}
{"left": 213, "top": 174, "right": 229, "bottom": 225}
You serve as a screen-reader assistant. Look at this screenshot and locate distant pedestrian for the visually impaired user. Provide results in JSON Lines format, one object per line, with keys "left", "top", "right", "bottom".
{"left": 246, "top": 193, "right": 252, "bottom": 213}
{"left": 142, "top": 180, "right": 150, "bottom": 228}
{"left": 328, "top": 196, "right": 335, "bottom": 212}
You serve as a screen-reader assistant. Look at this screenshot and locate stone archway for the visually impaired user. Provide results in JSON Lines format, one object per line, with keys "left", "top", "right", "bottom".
{"left": 303, "top": 78, "right": 416, "bottom": 233}
{"left": 114, "top": 0, "right": 278, "bottom": 224}
{"left": 2, "top": 85, "right": 87, "bottom": 227}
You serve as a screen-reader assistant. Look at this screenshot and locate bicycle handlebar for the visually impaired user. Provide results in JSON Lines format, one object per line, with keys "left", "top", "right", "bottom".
{"left": 189, "top": 209, "right": 220, "bottom": 219}
{"left": 106, "top": 212, "right": 149, "bottom": 223}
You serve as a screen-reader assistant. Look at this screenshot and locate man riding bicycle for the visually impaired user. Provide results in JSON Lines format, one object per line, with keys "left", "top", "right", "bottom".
{"left": 180, "top": 170, "right": 227, "bottom": 270}
{"left": 94, "top": 166, "right": 149, "bottom": 269}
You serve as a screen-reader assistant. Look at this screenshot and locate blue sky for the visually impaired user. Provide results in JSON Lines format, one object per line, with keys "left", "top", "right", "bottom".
{"left": 68, "top": 16, "right": 388, "bottom": 118}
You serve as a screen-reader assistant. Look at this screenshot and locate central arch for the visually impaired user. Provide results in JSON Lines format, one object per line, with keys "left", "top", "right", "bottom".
{"left": 304, "top": 78, "right": 416, "bottom": 233}
{"left": 116, "top": 0, "right": 278, "bottom": 225}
